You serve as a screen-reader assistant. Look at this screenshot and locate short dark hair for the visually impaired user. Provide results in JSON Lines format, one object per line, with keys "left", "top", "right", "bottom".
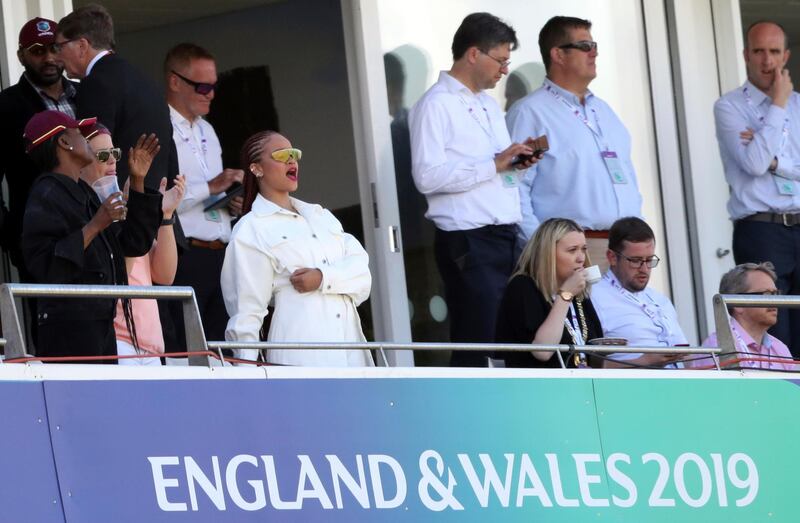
{"left": 58, "top": 3, "right": 114, "bottom": 50}
{"left": 451, "top": 12, "right": 518, "bottom": 61}
{"left": 164, "top": 42, "right": 215, "bottom": 77}
{"left": 27, "top": 133, "right": 61, "bottom": 172}
{"left": 538, "top": 16, "right": 592, "bottom": 71}
{"left": 745, "top": 20, "right": 789, "bottom": 50}
{"left": 608, "top": 217, "right": 655, "bottom": 252}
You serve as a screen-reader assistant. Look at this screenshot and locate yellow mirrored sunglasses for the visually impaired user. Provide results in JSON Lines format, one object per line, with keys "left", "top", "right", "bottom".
{"left": 270, "top": 148, "right": 302, "bottom": 163}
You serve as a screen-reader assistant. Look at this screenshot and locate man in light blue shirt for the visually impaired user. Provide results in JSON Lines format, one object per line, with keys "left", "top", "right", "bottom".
{"left": 591, "top": 217, "right": 687, "bottom": 368}
{"left": 506, "top": 16, "right": 642, "bottom": 268}
{"left": 713, "top": 20, "right": 800, "bottom": 354}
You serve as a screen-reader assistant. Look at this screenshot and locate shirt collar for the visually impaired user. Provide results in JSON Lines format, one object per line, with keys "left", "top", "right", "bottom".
{"left": 729, "top": 317, "right": 770, "bottom": 348}
{"left": 24, "top": 75, "right": 76, "bottom": 101}
{"left": 743, "top": 79, "right": 770, "bottom": 106}
{"left": 439, "top": 71, "right": 478, "bottom": 97}
{"left": 543, "top": 77, "right": 595, "bottom": 106}
{"left": 86, "top": 50, "right": 112, "bottom": 77}
{"left": 168, "top": 104, "right": 200, "bottom": 128}
{"left": 251, "top": 194, "right": 319, "bottom": 218}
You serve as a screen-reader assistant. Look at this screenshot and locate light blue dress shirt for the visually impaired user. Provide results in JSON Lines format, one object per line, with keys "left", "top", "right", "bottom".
{"left": 714, "top": 80, "right": 800, "bottom": 219}
{"left": 591, "top": 270, "right": 688, "bottom": 362}
{"left": 506, "top": 78, "right": 642, "bottom": 243}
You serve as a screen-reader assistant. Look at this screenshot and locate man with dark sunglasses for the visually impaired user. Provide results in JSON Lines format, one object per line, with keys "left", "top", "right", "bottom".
{"left": 591, "top": 217, "right": 689, "bottom": 368}
{"left": 507, "top": 16, "right": 643, "bottom": 271}
{"left": 0, "top": 17, "right": 79, "bottom": 349}
{"left": 163, "top": 42, "right": 244, "bottom": 354}
{"left": 56, "top": 4, "right": 177, "bottom": 193}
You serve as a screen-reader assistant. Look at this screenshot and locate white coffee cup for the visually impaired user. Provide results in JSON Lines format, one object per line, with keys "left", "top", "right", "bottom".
{"left": 585, "top": 264, "right": 602, "bottom": 284}
{"left": 91, "top": 175, "right": 122, "bottom": 202}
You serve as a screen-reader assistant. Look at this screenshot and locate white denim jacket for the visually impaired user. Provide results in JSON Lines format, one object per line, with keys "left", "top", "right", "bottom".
{"left": 221, "top": 194, "right": 373, "bottom": 367}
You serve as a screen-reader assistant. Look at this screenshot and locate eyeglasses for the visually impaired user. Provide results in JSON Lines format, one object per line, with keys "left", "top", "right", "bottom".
{"left": 270, "top": 148, "right": 302, "bottom": 163}
{"left": 614, "top": 251, "right": 660, "bottom": 269}
{"left": 52, "top": 39, "right": 79, "bottom": 53}
{"left": 740, "top": 289, "right": 781, "bottom": 296}
{"left": 171, "top": 70, "right": 217, "bottom": 95}
{"left": 478, "top": 49, "right": 511, "bottom": 69}
{"left": 94, "top": 147, "right": 121, "bottom": 163}
{"left": 26, "top": 43, "right": 60, "bottom": 56}
{"left": 558, "top": 40, "right": 598, "bottom": 53}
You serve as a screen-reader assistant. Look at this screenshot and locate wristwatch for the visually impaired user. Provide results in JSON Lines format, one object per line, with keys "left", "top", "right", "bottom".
{"left": 558, "top": 290, "right": 574, "bottom": 302}
{"left": 160, "top": 215, "right": 176, "bottom": 226}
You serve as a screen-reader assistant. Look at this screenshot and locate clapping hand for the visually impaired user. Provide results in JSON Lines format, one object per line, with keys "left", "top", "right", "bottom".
{"left": 128, "top": 133, "right": 161, "bottom": 189}
{"left": 160, "top": 175, "right": 186, "bottom": 218}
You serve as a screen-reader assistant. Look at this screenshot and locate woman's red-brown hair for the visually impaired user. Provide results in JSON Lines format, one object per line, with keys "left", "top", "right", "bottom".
{"left": 239, "top": 130, "right": 278, "bottom": 215}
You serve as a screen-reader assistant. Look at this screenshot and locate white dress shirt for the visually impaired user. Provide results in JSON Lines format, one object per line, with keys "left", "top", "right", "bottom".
{"left": 221, "top": 194, "right": 374, "bottom": 367}
{"left": 591, "top": 270, "right": 687, "bottom": 362}
{"left": 408, "top": 71, "right": 521, "bottom": 231}
{"left": 506, "top": 78, "right": 642, "bottom": 243}
{"left": 170, "top": 105, "right": 232, "bottom": 242}
{"left": 714, "top": 80, "right": 800, "bottom": 219}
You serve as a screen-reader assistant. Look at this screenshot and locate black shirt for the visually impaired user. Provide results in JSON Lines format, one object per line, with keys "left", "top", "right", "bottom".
{"left": 495, "top": 274, "right": 603, "bottom": 368}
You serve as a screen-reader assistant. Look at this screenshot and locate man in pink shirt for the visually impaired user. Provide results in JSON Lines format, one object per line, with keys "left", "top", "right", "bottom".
{"left": 692, "top": 262, "right": 796, "bottom": 371}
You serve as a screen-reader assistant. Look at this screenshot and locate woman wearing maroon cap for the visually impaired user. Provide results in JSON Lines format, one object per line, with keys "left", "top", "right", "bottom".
{"left": 21, "top": 110, "right": 162, "bottom": 362}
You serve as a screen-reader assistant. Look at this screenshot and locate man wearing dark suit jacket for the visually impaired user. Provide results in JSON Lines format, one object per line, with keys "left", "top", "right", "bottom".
{"left": 55, "top": 4, "right": 177, "bottom": 191}
{"left": 0, "top": 17, "right": 78, "bottom": 279}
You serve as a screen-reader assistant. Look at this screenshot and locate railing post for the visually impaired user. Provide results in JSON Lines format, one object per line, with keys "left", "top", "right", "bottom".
{"left": 183, "top": 294, "right": 212, "bottom": 367}
{"left": 712, "top": 294, "right": 737, "bottom": 369}
{"left": 0, "top": 284, "right": 26, "bottom": 359}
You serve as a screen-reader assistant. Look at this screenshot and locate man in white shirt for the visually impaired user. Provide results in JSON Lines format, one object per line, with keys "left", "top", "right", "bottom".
{"left": 713, "top": 20, "right": 800, "bottom": 355}
{"left": 409, "top": 12, "right": 537, "bottom": 366}
{"left": 506, "top": 16, "right": 642, "bottom": 269}
{"left": 591, "top": 217, "right": 688, "bottom": 368}
{"left": 164, "top": 43, "right": 243, "bottom": 350}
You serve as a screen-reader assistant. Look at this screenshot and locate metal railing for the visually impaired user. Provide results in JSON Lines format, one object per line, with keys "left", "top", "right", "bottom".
{"left": 0, "top": 283, "right": 212, "bottom": 366}
{"left": 209, "top": 341, "right": 720, "bottom": 369}
{"left": 712, "top": 293, "right": 800, "bottom": 368}
{"left": 0, "top": 283, "right": 723, "bottom": 369}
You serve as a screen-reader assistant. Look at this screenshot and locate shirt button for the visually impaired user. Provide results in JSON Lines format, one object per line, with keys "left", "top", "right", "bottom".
{"left": 99, "top": 272, "right": 104, "bottom": 279}
{"left": 43, "top": 313, "right": 48, "bottom": 319}
{"left": 327, "top": 285, "right": 331, "bottom": 289}
{"left": 322, "top": 259, "right": 328, "bottom": 264}
{"left": 336, "top": 313, "right": 341, "bottom": 318}
{"left": 312, "top": 234, "right": 317, "bottom": 238}
{"left": 282, "top": 236, "right": 287, "bottom": 240}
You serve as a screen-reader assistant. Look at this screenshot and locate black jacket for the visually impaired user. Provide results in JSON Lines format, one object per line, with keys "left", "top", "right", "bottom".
{"left": 76, "top": 53, "right": 178, "bottom": 190}
{"left": 0, "top": 75, "right": 78, "bottom": 270}
{"left": 22, "top": 172, "right": 162, "bottom": 325}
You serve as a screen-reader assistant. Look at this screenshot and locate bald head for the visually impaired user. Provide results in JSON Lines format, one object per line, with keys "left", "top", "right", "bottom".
{"left": 743, "top": 21, "right": 790, "bottom": 92}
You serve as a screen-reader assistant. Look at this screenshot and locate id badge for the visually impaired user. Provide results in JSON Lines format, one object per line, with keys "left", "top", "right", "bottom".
{"left": 601, "top": 151, "right": 627, "bottom": 184}
{"left": 501, "top": 172, "right": 518, "bottom": 188}
{"left": 773, "top": 174, "right": 796, "bottom": 195}
{"left": 205, "top": 209, "right": 222, "bottom": 222}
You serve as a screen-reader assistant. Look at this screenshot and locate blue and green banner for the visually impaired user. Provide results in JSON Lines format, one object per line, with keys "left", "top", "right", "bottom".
{"left": 4, "top": 375, "right": 799, "bottom": 521}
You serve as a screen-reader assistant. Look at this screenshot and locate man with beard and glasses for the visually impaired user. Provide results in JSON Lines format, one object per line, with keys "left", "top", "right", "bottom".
{"left": 0, "top": 17, "right": 78, "bottom": 284}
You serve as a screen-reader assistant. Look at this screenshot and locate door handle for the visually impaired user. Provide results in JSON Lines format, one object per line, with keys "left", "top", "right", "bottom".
{"left": 388, "top": 225, "right": 401, "bottom": 253}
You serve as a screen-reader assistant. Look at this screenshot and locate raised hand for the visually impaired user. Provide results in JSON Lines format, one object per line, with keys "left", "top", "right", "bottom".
{"left": 128, "top": 133, "right": 161, "bottom": 184}
{"left": 160, "top": 175, "right": 186, "bottom": 218}
{"left": 769, "top": 68, "right": 793, "bottom": 108}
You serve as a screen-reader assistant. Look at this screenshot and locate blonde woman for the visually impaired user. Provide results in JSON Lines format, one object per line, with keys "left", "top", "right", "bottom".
{"left": 495, "top": 218, "right": 603, "bottom": 367}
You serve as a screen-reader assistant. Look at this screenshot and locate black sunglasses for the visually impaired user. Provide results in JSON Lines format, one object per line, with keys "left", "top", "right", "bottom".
{"left": 558, "top": 40, "right": 598, "bottom": 53}
{"left": 171, "top": 70, "right": 217, "bottom": 95}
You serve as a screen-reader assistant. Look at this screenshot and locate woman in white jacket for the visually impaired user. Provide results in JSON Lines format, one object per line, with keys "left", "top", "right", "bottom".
{"left": 221, "top": 130, "right": 373, "bottom": 366}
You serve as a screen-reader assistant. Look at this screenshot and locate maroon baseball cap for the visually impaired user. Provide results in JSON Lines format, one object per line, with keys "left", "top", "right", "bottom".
{"left": 24, "top": 111, "right": 97, "bottom": 153}
{"left": 19, "top": 17, "right": 57, "bottom": 50}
